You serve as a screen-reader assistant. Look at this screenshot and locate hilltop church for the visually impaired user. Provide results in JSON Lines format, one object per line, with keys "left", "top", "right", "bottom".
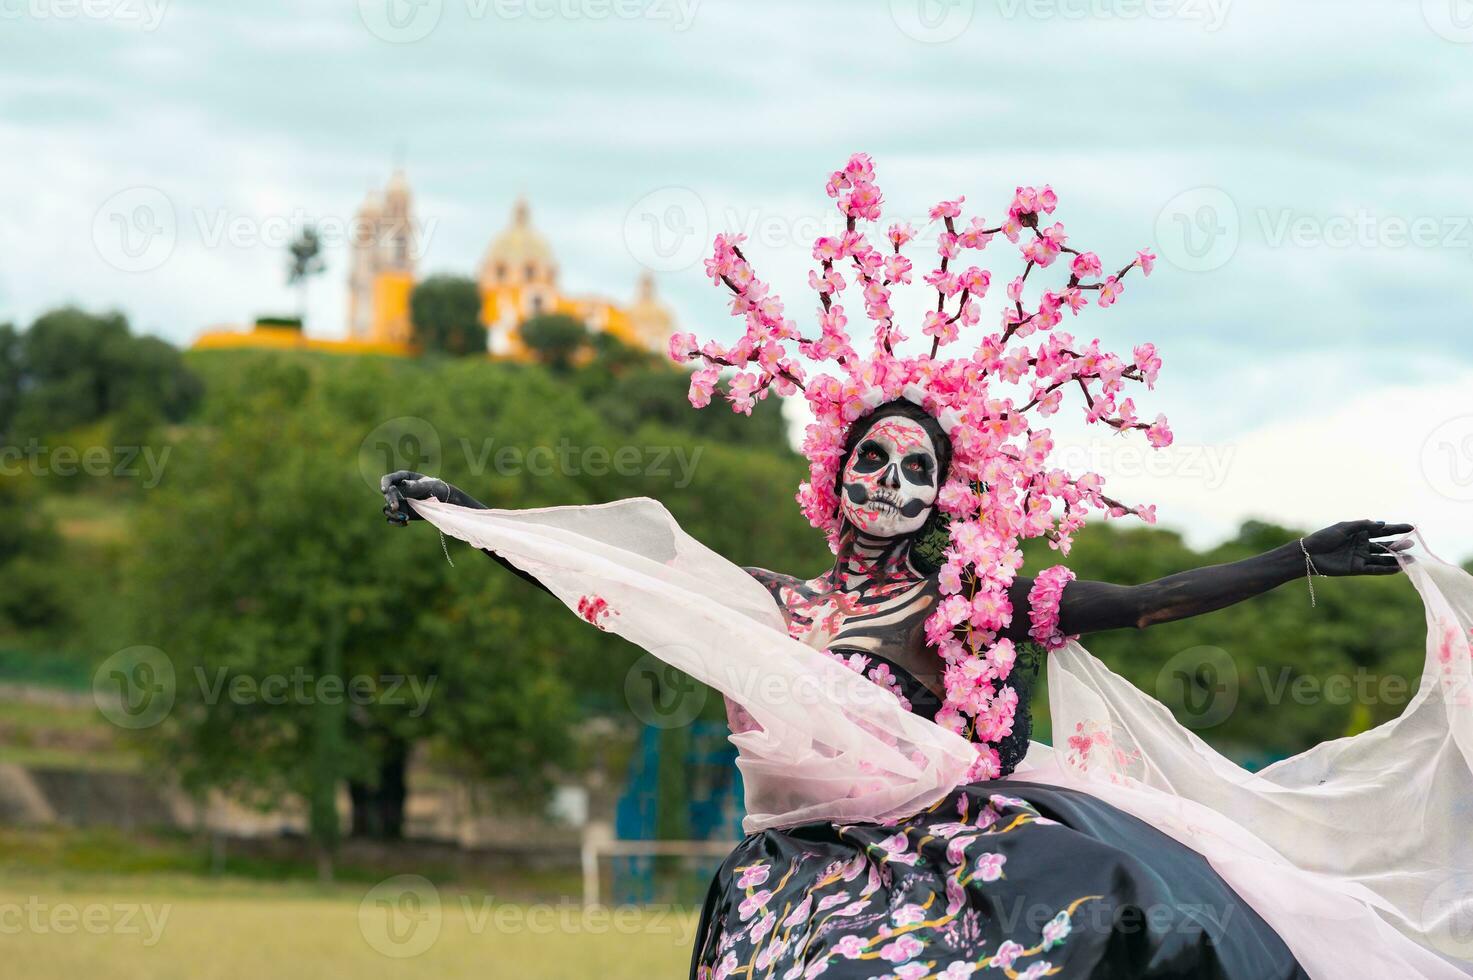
{"left": 195, "top": 170, "right": 676, "bottom": 358}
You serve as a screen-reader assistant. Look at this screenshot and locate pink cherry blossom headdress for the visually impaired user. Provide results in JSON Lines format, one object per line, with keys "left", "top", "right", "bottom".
{"left": 668, "top": 154, "right": 1171, "bottom": 779}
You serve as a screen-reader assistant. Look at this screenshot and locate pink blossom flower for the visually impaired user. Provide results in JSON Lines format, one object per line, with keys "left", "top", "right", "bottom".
{"left": 938, "top": 482, "right": 981, "bottom": 516}
{"left": 879, "top": 833, "right": 918, "bottom": 865}
{"left": 687, "top": 366, "right": 719, "bottom": 408}
{"left": 879, "top": 935, "right": 925, "bottom": 963}
{"left": 1022, "top": 237, "right": 1060, "bottom": 267}
{"left": 930, "top": 196, "right": 964, "bottom": 220}
{"left": 1041, "top": 910, "right": 1072, "bottom": 948}
{"left": 812, "top": 236, "right": 844, "bottom": 262}
{"left": 958, "top": 267, "right": 991, "bottom": 295}
{"left": 946, "top": 834, "right": 977, "bottom": 865}
{"left": 782, "top": 896, "right": 812, "bottom": 928}
{"left": 736, "top": 864, "right": 770, "bottom": 888}
{"left": 818, "top": 892, "right": 852, "bottom": 911}
{"left": 945, "top": 876, "right": 966, "bottom": 916}
{"left": 883, "top": 253, "right": 913, "bottom": 284}
{"left": 834, "top": 935, "right": 869, "bottom": 959}
{"left": 965, "top": 747, "right": 1000, "bottom": 781}
{"left": 1097, "top": 276, "right": 1122, "bottom": 307}
{"left": 975, "top": 852, "right": 1007, "bottom": 882}
{"left": 1146, "top": 414, "right": 1173, "bottom": 448}
{"left": 1027, "top": 565, "right": 1077, "bottom": 650}
{"left": 1132, "top": 342, "right": 1162, "bottom": 387}
{"left": 1136, "top": 248, "right": 1156, "bottom": 276}
{"left": 922, "top": 310, "right": 958, "bottom": 345}
{"left": 727, "top": 372, "right": 760, "bottom": 415}
{"left": 1070, "top": 251, "right": 1103, "bottom": 278}
{"left": 892, "top": 904, "right": 927, "bottom": 926}
{"left": 668, "top": 331, "right": 698, "bottom": 361}
{"left": 738, "top": 889, "right": 772, "bottom": 921}
{"left": 992, "top": 940, "right": 1025, "bottom": 969}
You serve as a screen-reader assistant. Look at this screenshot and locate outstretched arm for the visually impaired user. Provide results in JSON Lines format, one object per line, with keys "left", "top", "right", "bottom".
{"left": 1003, "top": 519, "right": 1412, "bottom": 640}
{"left": 380, "top": 470, "right": 552, "bottom": 596}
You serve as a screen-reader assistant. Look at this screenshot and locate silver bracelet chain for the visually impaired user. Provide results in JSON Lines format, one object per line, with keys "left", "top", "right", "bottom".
{"left": 1299, "top": 537, "right": 1323, "bottom": 607}
{"left": 437, "top": 478, "right": 454, "bottom": 567}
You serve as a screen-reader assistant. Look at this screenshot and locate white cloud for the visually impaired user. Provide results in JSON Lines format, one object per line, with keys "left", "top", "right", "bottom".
{"left": 1061, "top": 371, "right": 1473, "bottom": 561}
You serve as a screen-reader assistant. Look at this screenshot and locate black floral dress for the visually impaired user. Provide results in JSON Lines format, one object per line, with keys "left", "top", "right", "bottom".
{"left": 690, "top": 655, "right": 1304, "bottom": 979}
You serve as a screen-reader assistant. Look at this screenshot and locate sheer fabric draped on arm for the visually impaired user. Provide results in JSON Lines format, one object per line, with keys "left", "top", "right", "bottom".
{"left": 409, "top": 496, "right": 978, "bottom": 832}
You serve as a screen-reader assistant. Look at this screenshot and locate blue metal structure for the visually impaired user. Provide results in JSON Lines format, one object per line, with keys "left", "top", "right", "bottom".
{"left": 613, "top": 721, "right": 744, "bottom": 904}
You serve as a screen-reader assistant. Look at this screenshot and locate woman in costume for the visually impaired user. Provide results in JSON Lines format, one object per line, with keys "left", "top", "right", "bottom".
{"left": 382, "top": 156, "right": 1473, "bottom": 978}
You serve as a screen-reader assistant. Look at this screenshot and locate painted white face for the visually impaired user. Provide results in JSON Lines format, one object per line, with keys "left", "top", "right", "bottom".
{"left": 839, "top": 415, "right": 940, "bottom": 538}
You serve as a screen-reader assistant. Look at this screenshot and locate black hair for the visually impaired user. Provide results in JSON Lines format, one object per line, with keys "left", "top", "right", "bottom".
{"left": 833, "top": 399, "right": 953, "bottom": 569}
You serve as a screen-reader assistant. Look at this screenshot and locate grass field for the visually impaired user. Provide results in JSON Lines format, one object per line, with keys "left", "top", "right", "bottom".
{"left": 0, "top": 872, "right": 699, "bottom": 979}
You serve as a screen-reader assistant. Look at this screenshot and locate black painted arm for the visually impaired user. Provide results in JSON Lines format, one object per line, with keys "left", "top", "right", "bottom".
{"left": 380, "top": 470, "right": 552, "bottom": 596}
{"left": 1002, "top": 519, "right": 1412, "bottom": 640}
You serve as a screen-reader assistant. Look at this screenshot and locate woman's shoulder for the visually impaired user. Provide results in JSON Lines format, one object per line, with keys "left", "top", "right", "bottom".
{"left": 741, "top": 565, "right": 805, "bottom": 596}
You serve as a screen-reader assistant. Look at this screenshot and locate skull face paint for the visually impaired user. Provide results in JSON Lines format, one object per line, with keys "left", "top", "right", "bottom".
{"left": 840, "top": 416, "right": 940, "bottom": 538}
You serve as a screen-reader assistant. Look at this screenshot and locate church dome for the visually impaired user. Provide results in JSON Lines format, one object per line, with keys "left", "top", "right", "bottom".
{"left": 480, "top": 197, "right": 557, "bottom": 287}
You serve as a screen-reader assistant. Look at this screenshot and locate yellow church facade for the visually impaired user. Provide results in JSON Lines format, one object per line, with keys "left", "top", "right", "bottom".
{"left": 193, "top": 170, "right": 675, "bottom": 358}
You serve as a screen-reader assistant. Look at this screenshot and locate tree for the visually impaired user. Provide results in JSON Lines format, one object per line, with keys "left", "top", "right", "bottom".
{"left": 287, "top": 226, "right": 326, "bottom": 325}
{"left": 519, "top": 313, "right": 588, "bottom": 371}
{"left": 0, "top": 323, "right": 20, "bottom": 436}
{"left": 127, "top": 355, "right": 599, "bottom": 841}
{"left": 587, "top": 331, "right": 660, "bottom": 378}
{"left": 0, "top": 478, "right": 67, "bottom": 637}
{"left": 410, "top": 275, "right": 487, "bottom": 356}
{"left": 3, "top": 307, "right": 201, "bottom": 442}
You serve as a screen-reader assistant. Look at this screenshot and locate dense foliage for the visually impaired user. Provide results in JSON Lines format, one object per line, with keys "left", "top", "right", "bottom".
{"left": 409, "top": 275, "right": 487, "bottom": 356}
{"left": 518, "top": 312, "right": 590, "bottom": 371}
{"left": 0, "top": 479, "right": 68, "bottom": 636}
{"left": 0, "top": 307, "right": 201, "bottom": 440}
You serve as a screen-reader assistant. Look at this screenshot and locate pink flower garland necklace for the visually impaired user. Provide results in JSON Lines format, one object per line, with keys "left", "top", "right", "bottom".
{"left": 670, "top": 154, "right": 1171, "bottom": 779}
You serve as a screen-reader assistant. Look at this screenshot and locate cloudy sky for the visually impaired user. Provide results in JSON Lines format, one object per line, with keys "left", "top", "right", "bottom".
{"left": 3, "top": 0, "right": 1471, "bottom": 555}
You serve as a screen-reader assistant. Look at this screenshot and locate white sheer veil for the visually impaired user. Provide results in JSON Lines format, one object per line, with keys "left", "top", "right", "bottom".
{"left": 411, "top": 497, "right": 1473, "bottom": 974}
